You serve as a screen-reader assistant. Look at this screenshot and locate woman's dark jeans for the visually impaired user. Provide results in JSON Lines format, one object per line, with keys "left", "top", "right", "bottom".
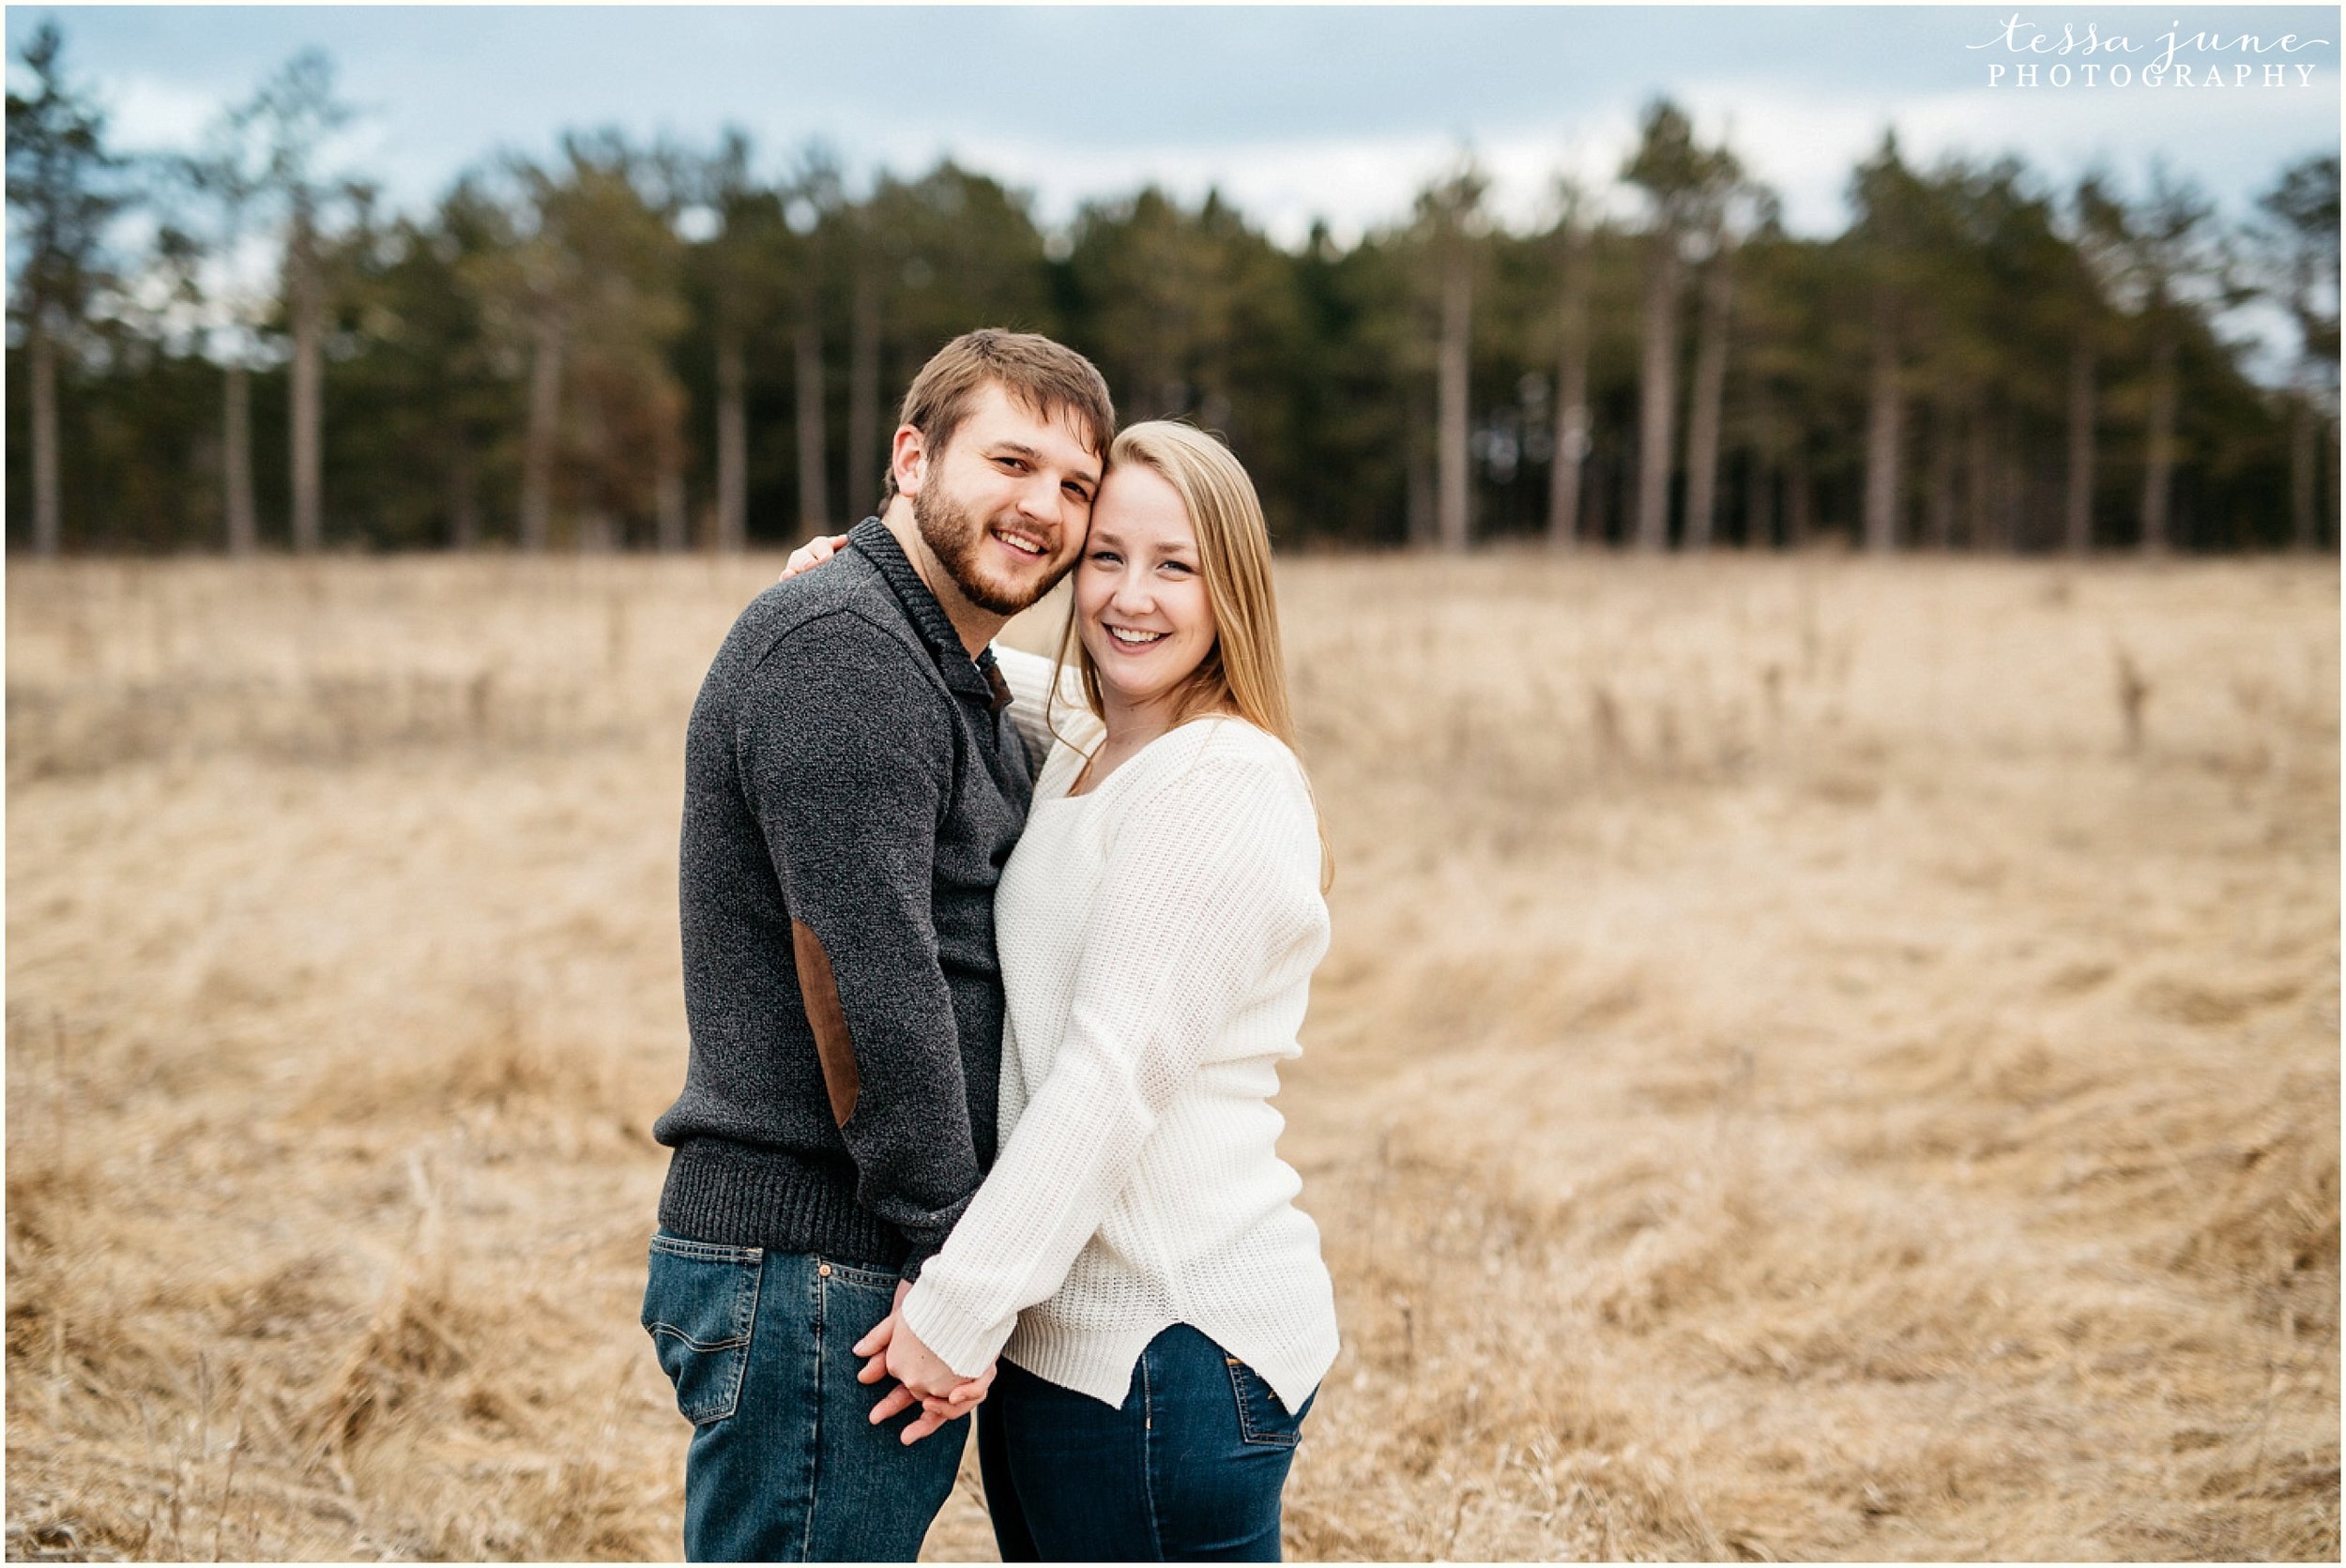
{"left": 977, "top": 1323, "right": 1317, "bottom": 1561}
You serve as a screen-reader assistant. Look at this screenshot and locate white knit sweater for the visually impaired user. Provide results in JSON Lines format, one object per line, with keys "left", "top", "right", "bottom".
{"left": 900, "top": 649, "right": 1340, "bottom": 1411}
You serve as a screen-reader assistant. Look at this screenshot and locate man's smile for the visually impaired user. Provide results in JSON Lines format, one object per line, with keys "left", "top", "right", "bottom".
{"left": 991, "top": 524, "right": 1051, "bottom": 560}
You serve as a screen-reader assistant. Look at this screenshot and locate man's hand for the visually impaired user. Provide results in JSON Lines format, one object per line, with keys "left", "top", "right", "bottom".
{"left": 852, "top": 1283, "right": 995, "bottom": 1445}
{"left": 779, "top": 533, "right": 850, "bottom": 582}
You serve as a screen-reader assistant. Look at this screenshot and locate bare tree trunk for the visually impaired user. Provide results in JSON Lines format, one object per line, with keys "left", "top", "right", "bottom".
{"left": 795, "top": 312, "right": 830, "bottom": 534}
{"left": 1682, "top": 241, "right": 1734, "bottom": 552}
{"left": 29, "top": 318, "right": 63, "bottom": 556}
{"left": 1926, "top": 404, "right": 1958, "bottom": 551}
{"left": 520, "top": 315, "right": 563, "bottom": 552}
{"left": 1405, "top": 388, "right": 1435, "bottom": 546}
{"left": 656, "top": 467, "right": 688, "bottom": 554}
{"left": 1786, "top": 439, "right": 1813, "bottom": 549}
{"left": 1742, "top": 398, "right": 1776, "bottom": 548}
{"left": 288, "top": 210, "right": 324, "bottom": 553}
{"left": 1980, "top": 425, "right": 2014, "bottom": 553}
{"left": 448, "top": 441, "right": 479, "bottom": 551}
{"left": 1861, "top": 294, "right": 1902, "bottom": 554}
{"left": 1633, "top": 235, "right": 1682, "bottom": 552}
{"left": 848, "top": 277, "right": 882, "bottom": 522}
{"left": 1964, "top": 399, "right": 1990, "bottom": 551}
{"left": 1745, "top": 455, "right": 1776, "bottom": 548}
{"left": 2327, "top": 413, "right": 2340, "bottom": 553}
{"left": 1580, "top": 449, "right": 1603, "bottom": 543}
{"left": 1548, "top": 373, "right": 1588, "bottom": 549}
{"left": 1436, "top": 242, "right": 1471, "bottom": 553}
{"left": 1548, "top": 223, "right": 1589, "bottom": 548}
{"left": 2005, "top": 445, "right": 2025, "bottom": 551}
{"left": 2140, "top": 327, "right": 2177, "bottom": 554}
{"left": 715, "top": 332, "right": 747, "bottom": 553}
{"left": 224, "top": 360, "right": 257, "bottom": 555}
{"left": 2064, "top": 343, "right": 2096, "bottom": 553}
{"left": 2289, "top": 388, "right": 2316, "bottom": 552}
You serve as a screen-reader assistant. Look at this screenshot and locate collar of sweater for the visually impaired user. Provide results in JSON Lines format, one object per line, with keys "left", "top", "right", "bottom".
{"left": 846, "top": 516, "right": 1013, "bottom": 715}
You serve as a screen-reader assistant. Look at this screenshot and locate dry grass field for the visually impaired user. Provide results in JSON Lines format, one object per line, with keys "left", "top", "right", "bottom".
{"left": 7, "top": 548, "right": 2338, "bottom": 1561}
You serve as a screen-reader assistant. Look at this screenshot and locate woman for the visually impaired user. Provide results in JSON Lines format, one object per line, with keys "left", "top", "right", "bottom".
{"left": 789, "top": 421, "right": 1337, "bottom": 1561}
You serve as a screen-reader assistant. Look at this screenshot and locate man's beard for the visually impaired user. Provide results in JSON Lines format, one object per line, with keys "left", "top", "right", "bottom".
{"left": 912, "top": 477, "right": 1062, "bottom": 617}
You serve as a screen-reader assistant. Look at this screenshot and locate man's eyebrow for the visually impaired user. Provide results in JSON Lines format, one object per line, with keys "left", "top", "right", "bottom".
{"left": 987, "top": 439, "right": 1099, "bottom": 489}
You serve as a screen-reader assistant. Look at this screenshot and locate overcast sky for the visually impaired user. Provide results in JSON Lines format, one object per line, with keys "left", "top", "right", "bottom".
{"left": 8, "top": 5, "right": 2339, "bottom": 246}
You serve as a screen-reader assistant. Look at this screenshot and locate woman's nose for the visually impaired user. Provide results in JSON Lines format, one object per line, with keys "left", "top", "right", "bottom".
{"left": 1110, "top": 571, "right": 1153, "bottom": 612}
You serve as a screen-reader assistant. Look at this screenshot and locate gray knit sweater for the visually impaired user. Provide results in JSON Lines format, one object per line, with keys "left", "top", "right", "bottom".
{"left": 653, "top": 518, "right": 1031, "bottom": 1279}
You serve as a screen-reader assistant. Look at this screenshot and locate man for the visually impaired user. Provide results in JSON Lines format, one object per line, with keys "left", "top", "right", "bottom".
{"left": 645, "top": 329, "right": 1115, "bottom": 1561}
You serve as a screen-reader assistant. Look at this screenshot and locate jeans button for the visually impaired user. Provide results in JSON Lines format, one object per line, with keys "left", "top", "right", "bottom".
{"left": 817, "top": 1263, "right": 832, "bottom": 1277}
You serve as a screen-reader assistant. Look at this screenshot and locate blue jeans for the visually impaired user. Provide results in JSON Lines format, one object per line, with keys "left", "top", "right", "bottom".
{"left": 976, "top": 1324, "right": 1317, "bottom": 1561}
{"left": 640, "top": 1233, "right": 966, "bottom": 1561}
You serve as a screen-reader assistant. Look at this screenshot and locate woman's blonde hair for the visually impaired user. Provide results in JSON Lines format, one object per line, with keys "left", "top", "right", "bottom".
{"left": 1050, "top": 419, "right": 1333, "bottom": 889}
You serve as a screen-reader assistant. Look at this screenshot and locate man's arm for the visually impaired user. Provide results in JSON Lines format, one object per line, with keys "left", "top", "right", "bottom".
{"left": 737, "top": 613, "right": 981, "bottom": 1278}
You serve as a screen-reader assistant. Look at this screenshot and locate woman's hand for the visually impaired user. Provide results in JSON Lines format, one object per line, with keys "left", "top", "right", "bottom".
{"left": 779, "top": 533, "right": 851, "bottom": 582}
{"left": 879, "top": 1360, "right": 994, "bottom": 1444}
{"left": 853, "top": 1286, "right": 995, "bottom": 1443}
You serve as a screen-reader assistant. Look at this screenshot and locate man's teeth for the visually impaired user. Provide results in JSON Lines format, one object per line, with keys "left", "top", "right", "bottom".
{"left": 996, "top": 530, "right": 1045, "bottom": 556}
{"left": 1109, "top": 627, "right": 1165, "bottom": 645}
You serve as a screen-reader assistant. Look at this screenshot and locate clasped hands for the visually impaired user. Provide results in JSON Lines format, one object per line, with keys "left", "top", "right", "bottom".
{"left": 854, "top": 1281, "right": 998, "bottom": 1445}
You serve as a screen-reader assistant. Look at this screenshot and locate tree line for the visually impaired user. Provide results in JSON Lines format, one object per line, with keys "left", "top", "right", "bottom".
{"left": 7, "top": 23, "right": 2338, "bottom": 556}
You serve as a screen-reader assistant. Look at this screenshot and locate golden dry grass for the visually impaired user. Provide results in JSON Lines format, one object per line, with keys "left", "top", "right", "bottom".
{"left": 7, "top": 549, "right": 2338, "bottom": 1561}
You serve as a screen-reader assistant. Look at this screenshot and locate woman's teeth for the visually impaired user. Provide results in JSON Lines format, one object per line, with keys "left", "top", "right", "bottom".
{"left": 1108, "top": 627, "right": 1165, "bottom": 646}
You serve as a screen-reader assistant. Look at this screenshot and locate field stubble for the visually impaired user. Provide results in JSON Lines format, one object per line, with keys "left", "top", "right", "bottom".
{"left": 6, "top": 550, "right": 2338, "bottom": 1560}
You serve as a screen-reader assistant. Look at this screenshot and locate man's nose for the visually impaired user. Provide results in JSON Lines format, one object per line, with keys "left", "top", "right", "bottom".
{"left": 1015, "top": 475, "right": 1065, "bottom": 529}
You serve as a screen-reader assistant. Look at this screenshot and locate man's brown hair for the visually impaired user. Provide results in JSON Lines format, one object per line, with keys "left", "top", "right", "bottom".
{"left": 877, "top": 328, "right": 1116, "bottom": 507}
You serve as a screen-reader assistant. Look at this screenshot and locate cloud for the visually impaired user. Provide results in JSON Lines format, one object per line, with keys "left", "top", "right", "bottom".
{"left": 104, "top": 71, "right": 221, "bottom": 151}
{"left": 872, "top": 118, "right": 1656, "bottom": 251}
{"left": 1618, "top": 72, "right": 2339, "bottom": 234}
{"left": 32, "top": 5, "right": 2337, "bottom": 254}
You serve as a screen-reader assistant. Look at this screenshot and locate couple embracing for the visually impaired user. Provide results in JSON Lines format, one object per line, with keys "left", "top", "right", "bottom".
{"left": 643, "top": 329, "right": 1340, "bottom": 1561}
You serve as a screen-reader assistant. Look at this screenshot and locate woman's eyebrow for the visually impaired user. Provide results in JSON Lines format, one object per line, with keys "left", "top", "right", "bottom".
{"left": 1087, "top": 528, "right": 1196, "bottom": 558}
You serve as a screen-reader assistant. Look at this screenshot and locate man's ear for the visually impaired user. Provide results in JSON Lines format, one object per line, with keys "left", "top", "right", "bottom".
{"left": 890, "top": 425, "right": 927, "bottom": 499}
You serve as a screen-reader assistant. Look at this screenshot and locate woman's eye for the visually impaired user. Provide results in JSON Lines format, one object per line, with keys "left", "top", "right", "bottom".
{"left": 1089, "top": 551, "right": 1120, "bottom": 566}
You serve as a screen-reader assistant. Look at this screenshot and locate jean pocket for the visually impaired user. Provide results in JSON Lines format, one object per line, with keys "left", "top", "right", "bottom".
{"left": 641, "top": 1233, "right": 762, "bottom": 1426}
{"left": 815, "top": 1256, "right": 900, "bottom": 1293}
{"left": 1224, "top": 1354, "right": 1307, "bottom": 1449}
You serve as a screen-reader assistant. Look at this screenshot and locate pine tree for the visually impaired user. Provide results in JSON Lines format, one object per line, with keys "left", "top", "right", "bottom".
{"left": 6, "top": 22, "right": 126, "bottom": 555}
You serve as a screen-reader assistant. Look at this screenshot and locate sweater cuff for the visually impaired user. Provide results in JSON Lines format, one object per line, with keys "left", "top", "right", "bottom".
{"left": 900, "top": 1271, "right": 1015, "bottom": 1380}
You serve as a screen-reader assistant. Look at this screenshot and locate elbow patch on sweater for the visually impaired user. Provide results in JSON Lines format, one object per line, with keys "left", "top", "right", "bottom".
{"left": 791, "top": 918, "right": 861, "bottom": 1126}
